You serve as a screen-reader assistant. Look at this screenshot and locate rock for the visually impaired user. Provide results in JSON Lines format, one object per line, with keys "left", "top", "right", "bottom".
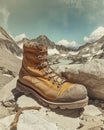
{"left": 0, "top": 77, "right": 20, "bottom": 102}
{"left": 83, "top": 105, "right": 102, "bottom": 116}
{"left": 60, "top": 59, "right": 104, "bottom": 100}
{"left": 17, "top": 95, "right": 40, "bottom": 108}
{"left": 45, "top": 109, "right": 80, "bottom": 130}
{"left": 17, "top": 96, "right": 81, "bottom": 130}
{"left": 0, "top": 124, "right": 6, "bottom": 130}
{"left": 0, "top": 105, "right": 10, "bottom": 118}
{"left": 79, "top": 107, "right": 103, "bottom": 130}
{"left": 0, "top": 110, "right": 58, "bottom": 130}
{"left": 78, "top": 121, "right": 103, "bottom": 130}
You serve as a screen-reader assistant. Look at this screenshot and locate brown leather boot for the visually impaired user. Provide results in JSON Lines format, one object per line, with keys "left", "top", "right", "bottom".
{"left": 16, "top": 42, "right": 88, "bottom": 109}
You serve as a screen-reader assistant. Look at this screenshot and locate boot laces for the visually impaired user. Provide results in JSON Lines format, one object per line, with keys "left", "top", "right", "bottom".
{"left": 37, "top": 55, "right": 66, "bottom": 88}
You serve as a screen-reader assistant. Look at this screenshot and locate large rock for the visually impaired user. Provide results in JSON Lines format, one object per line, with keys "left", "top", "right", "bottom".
{"left": 83, "top": 105, "right": 102, "bottom": 116}
{"left": 0, "top": 76, "right": 20, "bottom": 102}
{"left": 57, "top": 59, "right": 104, "bottom": 100}
{"left": 17, "top": 95, "right": 81, "bottom": 130}
{"left": 0, "top": 48, "right": 21, "bottom": 88}
{"left": 0, "top": 110, "right": 58, "bottom": 130}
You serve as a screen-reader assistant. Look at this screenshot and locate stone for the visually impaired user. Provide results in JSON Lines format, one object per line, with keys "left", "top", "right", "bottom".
{"left": 17, "top": 95, "right": 81, "bottom": 130}
{"left": 78, "top": 121, "right": 103, "bottom": 130}
{"left": 0, "top": 124, "right": 6, "bottom": 130}
{"left": 83, "top": 105, "right": 102, "bottom": 116}
{"left": 17, "top": 95, "right": 40, "bottom": 108}
{"left": 0, "top": 110, "right": 58, "bottom": 130}
{"left": 59, "top": 59, "right": 104, "bottom": 100}
{"left": 0, "top": 105, "right": 10, "bottom": 119}
{"left": 0, "top": 76, "right": 20, "bottom": 102}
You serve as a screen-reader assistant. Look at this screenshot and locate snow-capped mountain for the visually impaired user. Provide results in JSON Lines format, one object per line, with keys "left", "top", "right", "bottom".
{"left": 18, "top": 35, "right": 73, "bottom": 53}
{"left": 33, "top": 35, "right": 72, "bottom": 52}
{"left": 0, "top": 27, "right": 22, "bottom": 56}
{"left": 71, "top": 35, "right": 104, "bottom": 63}
{"left": 79, "top": 35, "right": 104, "bottom": 58}
{"left": 33, "top": 35, "right": 55, "bottom": 49}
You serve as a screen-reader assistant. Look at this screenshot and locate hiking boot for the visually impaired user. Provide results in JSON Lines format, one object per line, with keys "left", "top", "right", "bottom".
{"left": 16, "top": 42, "right": 88, "bottom": 109}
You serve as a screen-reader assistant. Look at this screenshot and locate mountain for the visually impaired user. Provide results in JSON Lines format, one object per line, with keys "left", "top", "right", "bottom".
{"left": 70, "top": 35, "right": 104, "bottom": 63}
{"left": 17, "top": 35, "right": 72, "bottom": 53}
{"left": 0, "top": 27, "right": 22, "bottom": 88}
{"left": 0, "top": 27, "right": 22, "bottom": 56}
{"left": 32, "top": 35, "right": 55, "bottom": 49}
{"left": 32, "top": 35, "right": 72, "bottom": 52}
{"left": 0, "top": 27, "right": 14, "bottom": 42}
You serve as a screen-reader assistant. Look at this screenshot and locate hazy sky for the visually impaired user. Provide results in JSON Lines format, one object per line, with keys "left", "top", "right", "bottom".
{"left": 0, "top": 0, "right": 104, "bottom": 45}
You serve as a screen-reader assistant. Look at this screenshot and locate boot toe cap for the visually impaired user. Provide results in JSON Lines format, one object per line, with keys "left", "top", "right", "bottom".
{"left": 57, "top": 84, "right": 87, "bottom": 102}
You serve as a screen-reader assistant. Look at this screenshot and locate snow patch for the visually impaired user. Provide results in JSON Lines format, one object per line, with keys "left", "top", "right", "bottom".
{"left": 16, "top": 55, "right": 23, "bottom": 60}
{"left": 85, "top": 47, "right": 89, "bottom": 51}
{"left": 3, "top": 74, "right": 12, "bottom": 77}
{"left": 60, "top": 54, "right": 66, "bottom": 57}
{"left": 18, "top": 43, "right": 23, "bottom": 49}
{"left": 82, "top": 54, "right": 91, "bottom": 57}
{"left": 48, "top": 48, "right": 59, "bottom": 55}
{"left": 96, "top": 50, "right": 103, "bottom": 55}
{"left": 68, "top": 51, "right": 79, "bottom": 55}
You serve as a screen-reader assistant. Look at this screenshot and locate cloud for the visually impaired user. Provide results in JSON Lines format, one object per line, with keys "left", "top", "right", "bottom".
{"left": 57, "top": 39, "right": 79, "bottom": 48}
{"left": 59, "top": 0, "right": 82, "bottom": 9}
{"left": 59, "top": 0, "right": 104, "bottom": 25}
{"left": 84, "top": 26, "right": 104, "bottom": 43}
{"left": 14, "top": 33, "right": 27, "bottom": 41}
{"left": 0, "top": 7, "right": 10, "bottom": 28}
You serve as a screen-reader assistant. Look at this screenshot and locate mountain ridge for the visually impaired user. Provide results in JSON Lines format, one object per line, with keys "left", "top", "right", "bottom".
{"left": 0, "top": 27, "right": 22, "bottom": 56}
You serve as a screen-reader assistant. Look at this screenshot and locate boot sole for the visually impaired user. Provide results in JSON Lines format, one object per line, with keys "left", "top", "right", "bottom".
{"left": 16, "top": 80, "right": 88, "bottom": 109}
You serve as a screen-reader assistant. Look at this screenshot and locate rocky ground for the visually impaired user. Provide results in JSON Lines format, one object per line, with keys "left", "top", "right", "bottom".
{"left": 0, "top": 76, "right": 104, "bottom": 130}
{"left": 0, "top": 51, "right": 104, "bottom": 130}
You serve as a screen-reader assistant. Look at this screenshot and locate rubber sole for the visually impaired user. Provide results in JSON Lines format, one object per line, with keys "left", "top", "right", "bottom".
{"left": 16, "top": 80, "right": 88, "bottom": 109}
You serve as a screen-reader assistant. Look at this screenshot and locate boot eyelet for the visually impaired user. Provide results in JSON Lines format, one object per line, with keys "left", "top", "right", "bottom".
{"left": 52, "top": 81, "right": 55, "bottom": 84}
{"left": 57, "top": 83, "right": 61, "bottom": 88}
{"left": 48, "top": 76, "right": 51, "bottom": 80}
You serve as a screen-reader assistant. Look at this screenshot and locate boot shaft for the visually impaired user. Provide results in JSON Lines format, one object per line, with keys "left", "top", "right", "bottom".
{"left": 22, "top": 42, "right": 48, "bottom": 69}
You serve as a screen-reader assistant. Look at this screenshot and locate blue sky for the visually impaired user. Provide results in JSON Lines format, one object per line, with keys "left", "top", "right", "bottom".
{"left": 0, "top": 0, "right": 104, "bottom": 45}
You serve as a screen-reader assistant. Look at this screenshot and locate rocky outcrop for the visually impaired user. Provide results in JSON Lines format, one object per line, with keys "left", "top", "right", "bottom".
{"left": 33, "top": 35, "right": 55, "bottom": 49}
{"left": 0, "top": 27, "right": 22, "bottom": 56}
{"left": 0, "top": 27, "right": 22, "bottom": 88}
{"left": 0, "top": 48, "right": 21, "bottom": 88}
{"left": 56, "top": 59, "right": 104, "bottom": 100}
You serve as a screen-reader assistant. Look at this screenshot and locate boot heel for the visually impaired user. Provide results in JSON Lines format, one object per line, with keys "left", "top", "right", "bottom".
{"left": 16, "top": 80, "right": 31, "bottom": 95}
